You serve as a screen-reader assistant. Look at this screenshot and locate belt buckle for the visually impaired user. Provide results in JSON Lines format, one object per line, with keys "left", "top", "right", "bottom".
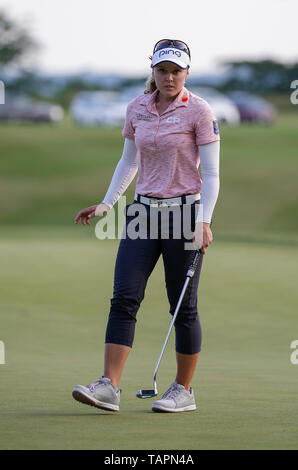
{"left": 158, "top": 199, "right": 170, "bottom": 207}
{"left": 149, "top": 198, "right": 165, "bottom": 207}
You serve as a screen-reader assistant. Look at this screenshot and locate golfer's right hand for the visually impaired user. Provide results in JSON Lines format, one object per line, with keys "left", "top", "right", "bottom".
{"left": 74, "top": 203, "right": 110, "bottom": 226}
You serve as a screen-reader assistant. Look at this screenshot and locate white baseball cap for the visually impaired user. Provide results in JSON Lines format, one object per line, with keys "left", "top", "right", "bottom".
{"left": 152, "top": 47, "right": 191, "bottom": 70}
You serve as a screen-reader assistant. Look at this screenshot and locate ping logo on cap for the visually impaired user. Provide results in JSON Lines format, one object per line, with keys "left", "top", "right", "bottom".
{"left": 159, "top": 49, "right": 182, "bottom": 58}
{"left": 152, "top": 47, "right": 191, "bottom": 69}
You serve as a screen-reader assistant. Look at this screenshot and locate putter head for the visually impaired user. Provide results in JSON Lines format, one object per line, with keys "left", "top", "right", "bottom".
{"left": 136, "top": 388, "right": 158, "bottom": 399}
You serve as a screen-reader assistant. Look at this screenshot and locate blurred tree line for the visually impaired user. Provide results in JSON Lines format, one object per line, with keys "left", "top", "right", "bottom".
{"left": 218, "top": 59, "right": 298, "bottom": 93}
{"left": 0, "top": 9, "right": 297, "bottom": 110}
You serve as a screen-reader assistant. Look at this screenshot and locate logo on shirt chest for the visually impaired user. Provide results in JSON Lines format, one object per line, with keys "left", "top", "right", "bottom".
{"left": 166, "top": 116, "right": 181, "bottom": 124}
{"left": 136, "top": 113, "right": 153, "bottom": 121}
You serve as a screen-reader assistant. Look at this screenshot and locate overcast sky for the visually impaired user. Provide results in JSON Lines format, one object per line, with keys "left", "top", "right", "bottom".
{"left": 1, "top": 0, "right": 297, "bottom": 76}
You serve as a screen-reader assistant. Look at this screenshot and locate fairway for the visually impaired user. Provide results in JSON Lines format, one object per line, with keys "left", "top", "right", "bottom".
{"left": 0, "top": 229, "right": 297, "bottom": 450}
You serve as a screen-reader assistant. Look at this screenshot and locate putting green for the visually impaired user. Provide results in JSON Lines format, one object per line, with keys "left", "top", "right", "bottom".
{"left": 0, "top": 230, "right": 297, "bottom": 449}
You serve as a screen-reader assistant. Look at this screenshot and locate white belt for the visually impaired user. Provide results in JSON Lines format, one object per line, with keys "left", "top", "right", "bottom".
{"left": 134, "top": 192, "right": 200, "bottom": 207}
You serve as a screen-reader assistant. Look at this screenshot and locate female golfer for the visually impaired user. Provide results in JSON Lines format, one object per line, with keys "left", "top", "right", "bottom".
{"left": 72, "top": 39, "right": 220, "bottom": 413}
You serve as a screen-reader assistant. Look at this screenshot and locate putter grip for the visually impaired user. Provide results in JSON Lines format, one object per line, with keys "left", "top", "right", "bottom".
{"left": 187, "top": 249, "right": 201, "bottom": 278}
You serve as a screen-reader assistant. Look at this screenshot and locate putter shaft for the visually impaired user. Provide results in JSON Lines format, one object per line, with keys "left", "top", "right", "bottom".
{"left": 137, "top": 249, "right": 201, "bottom": 399}
{"left": 153, "top": 249, "right": 202, "bottom": 392}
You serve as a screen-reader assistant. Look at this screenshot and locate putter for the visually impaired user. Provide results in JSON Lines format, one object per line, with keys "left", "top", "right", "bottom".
{"left": 136, "top": 249, "right": 202, "bottom": 399}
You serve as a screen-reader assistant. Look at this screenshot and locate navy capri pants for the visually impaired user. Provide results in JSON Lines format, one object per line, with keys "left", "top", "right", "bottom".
{"left": 105, "top": 198, "right": 204, "bottom": 354}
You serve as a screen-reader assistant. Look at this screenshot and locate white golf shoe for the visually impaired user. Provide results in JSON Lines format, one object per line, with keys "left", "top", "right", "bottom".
{"left": 72, "top": 376, "right": 121, "bottom": 412}
{"left": 152, "top": 381, "right": 197, "bottom": 413}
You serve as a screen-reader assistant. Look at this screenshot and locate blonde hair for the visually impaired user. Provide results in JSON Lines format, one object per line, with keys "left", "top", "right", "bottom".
{"left": 144, "top": 73, "right": 157, "bottom": 94}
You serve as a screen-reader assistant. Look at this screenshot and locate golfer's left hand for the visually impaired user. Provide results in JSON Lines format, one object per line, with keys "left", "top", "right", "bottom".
{"left": 193, "top": 222, "right": 213, "bottom": 254}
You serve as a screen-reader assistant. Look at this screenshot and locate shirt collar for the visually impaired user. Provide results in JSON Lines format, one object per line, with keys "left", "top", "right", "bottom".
{"left": 143, "top": 86, "right": 189, "bottom": 115}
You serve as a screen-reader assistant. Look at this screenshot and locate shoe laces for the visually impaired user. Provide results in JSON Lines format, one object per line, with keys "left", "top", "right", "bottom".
{"left": 161, "top": 382, "right": 181, "bottom": 400}
{"left": 87, "top": 376, "right": 109, "bottom": 393}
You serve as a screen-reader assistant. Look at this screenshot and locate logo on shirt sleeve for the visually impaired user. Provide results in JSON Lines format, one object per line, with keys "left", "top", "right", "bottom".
{"left": 213, "top": 120, "right": 220, "bottom": 135}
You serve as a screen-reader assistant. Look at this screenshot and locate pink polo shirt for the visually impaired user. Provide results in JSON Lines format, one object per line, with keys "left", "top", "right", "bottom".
{"left": 122, "top": 86, "right": 220, "bottom": 199}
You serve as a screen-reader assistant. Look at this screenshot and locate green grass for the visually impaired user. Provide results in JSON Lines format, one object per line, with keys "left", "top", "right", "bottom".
{"left": 0, "top": 113, "right": 297, "bottom": 244}
{"left": 0, "top": 232, "right": 297, "bottom": 449}
{"left": 0, "top": 111, "right": 297, "bottom": 449}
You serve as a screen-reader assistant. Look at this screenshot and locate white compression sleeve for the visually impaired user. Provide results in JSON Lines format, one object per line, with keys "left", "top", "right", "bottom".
{"left": 102, "top": 138, "right": 138, "bottom": 208}
{"left": 196, "top": 141, "right": 220, "bottom": 224}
